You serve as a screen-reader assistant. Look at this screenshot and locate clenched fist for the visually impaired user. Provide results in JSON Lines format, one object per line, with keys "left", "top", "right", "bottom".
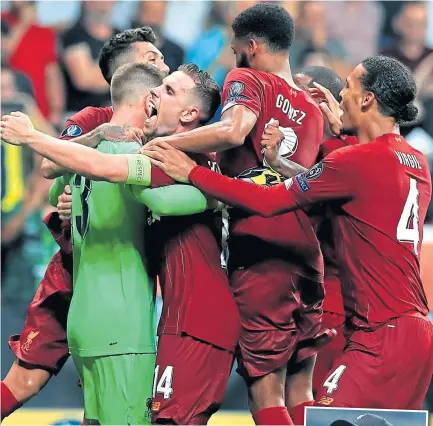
{"left": 0, "top": 111, "right": 35, "bottom": 145}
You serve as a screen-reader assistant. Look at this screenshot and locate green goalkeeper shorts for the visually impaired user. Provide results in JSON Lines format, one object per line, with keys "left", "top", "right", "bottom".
{"left": 73, "top": 353, "right": 156, "bottom": 425}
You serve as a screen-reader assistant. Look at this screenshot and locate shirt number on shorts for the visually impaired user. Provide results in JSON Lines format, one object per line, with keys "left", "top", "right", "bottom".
{"left": 397, "top": 177, "right": 420, "bottom": 255}
{"left": 323, "top": 364, "right": 347, "bottom": 395}
{"left": 153, "top": 365, "right": 174, "bottom": 400}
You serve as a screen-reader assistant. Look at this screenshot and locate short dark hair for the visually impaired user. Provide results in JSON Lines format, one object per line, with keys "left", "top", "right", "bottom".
{"left": 361, "top": 56, "right": 418, "bottom": 123}
{"left": 110, "top": 63, "right": 163, "bottom": 106}
{"left": 99, "top": 27, "right": 157, "bottom": 84}
{"left": 298, "top": 65, "right": 344, "bottom": 101}
{"left": 232, "top": 3, "right": 295, "bottom": 52}
{"left": 178, "top": 63, "right": 221, "bottom": 125}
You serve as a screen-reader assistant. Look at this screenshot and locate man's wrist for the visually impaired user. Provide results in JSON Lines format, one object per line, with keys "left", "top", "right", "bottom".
{"left": 188, "top": 165, "right": 203, "bottom": 183}
{"left": 126, "top": 154, "right": 151, "bottom": 186}
{"left": 25, "top": 129, "right": 42, "bottom": 145}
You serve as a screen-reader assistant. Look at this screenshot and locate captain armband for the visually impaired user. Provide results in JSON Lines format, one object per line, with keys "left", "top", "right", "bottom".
{"left": 126, "top": 155, "right": 152, "bottom": 186}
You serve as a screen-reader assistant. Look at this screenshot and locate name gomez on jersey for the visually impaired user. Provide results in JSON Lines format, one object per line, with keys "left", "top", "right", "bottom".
{"left": 217, "top": 68, "right": 324, "bottom": 283}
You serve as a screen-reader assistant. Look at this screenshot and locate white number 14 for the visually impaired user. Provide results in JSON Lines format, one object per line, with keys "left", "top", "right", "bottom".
{"left": 397, "top": 178, "right": 420, "bottom": 255}
{"left": 153, "top": 365, "right": 174, "bottom": 400}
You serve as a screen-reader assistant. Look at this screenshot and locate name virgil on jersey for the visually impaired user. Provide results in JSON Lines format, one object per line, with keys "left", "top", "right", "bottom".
{"left": 394, "top": 151, "right": 422, "bottom": 170}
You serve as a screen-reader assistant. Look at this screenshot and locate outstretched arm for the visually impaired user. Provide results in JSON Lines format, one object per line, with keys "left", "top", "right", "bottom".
{"left": 143, "top": 142, "right": 358, "bottom": 217}
{"left": 1, "top": 112, "right": 150, "bottom": 184}
{"left": 41, "top": 123, "right": 145, "bottom": 178}
{"left": 131, "top": 185, "right": 219, "bottom": 216}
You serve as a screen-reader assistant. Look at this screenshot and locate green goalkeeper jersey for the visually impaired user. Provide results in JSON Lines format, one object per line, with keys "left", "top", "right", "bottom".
{"left": 61, "top": 141, "right": 210, "bottom": 357}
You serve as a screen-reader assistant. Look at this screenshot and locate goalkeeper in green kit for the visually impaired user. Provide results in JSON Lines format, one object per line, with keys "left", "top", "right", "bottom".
{"left": 0, "top": 62, "right": 216, "bottom": 425}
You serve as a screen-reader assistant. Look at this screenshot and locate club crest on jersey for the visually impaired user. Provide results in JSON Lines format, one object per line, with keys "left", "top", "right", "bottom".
{"left": 237, "top": 166, "right": 284, "bottom": 187}
{"left": 61, "top": 124, "right": 82, "bottom": 137}
{"left": 305, "top": 162, "right": 324, "bottom": 180}
{"left": 21, "top": 329, "right": 39, "bottom": 351}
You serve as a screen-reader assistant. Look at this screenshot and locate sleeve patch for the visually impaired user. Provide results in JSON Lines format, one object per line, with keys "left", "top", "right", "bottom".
{"left": 295, "top": 174, "right": 311, "bottom": 192}
{"left": 224, "top": 81, "right": 249, "bottom": 106}
{"left": 305, "top": 162, "right": 324, "bottom": 180}
{"left": 61, "top": 124, "right": 82, "bottom": 137}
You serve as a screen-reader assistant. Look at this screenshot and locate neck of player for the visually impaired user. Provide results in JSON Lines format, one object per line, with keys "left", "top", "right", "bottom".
{"left": 110, "top": 104, "right": 147, "bottom": 129}
{"left": 356, "top": 116, "right": 400, "bottom": 145}
{"left": 262, "top": 53, "right": 300, "bottom": 90}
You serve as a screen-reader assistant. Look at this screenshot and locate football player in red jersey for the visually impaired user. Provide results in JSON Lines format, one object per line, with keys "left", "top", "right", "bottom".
{"left": 149, "top": 55, "right": 433, "bottom": 410}
{"left": 142, "top": 4, "right": 327, "bottom": 425}
{"left": 0, "top": 26, "right": 169, "bottom": 421}
{"left": 277, "top": 66, "right": 357, "bottom": 398}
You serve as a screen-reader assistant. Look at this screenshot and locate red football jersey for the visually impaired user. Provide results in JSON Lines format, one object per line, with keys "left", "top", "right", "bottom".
{"left": 148, "top": 156, "right": 240, "bottom": 352}
{"left": 189, "top": 133, "right": 432, "bottom": 329}
{"left": 59, "top": 106, "right": 113, "bottom": 140}
{"left": 218, "top": 68, "right": 325, "bottom": 282}
{"left": 314, "top": 136, "right": 358, "bottom": 314}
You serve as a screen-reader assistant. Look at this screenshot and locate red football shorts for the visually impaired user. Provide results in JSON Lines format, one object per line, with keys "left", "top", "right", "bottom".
{"left": 9, "top": 250, "right": 73, "bottom": 374}
{"left": 230, "top": 258, "right": 325, "bottom": 379}
{"left": 312, "top": 311, "right": 346, "bottom": 396}
{"left": 152, "top": 333, "right": 234, "bottom": 425}
{"left": 315, "top": 315, "right": 433, "bottom": 409}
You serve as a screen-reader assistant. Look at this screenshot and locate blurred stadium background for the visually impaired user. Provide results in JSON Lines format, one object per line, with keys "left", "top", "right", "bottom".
{"left": 1, "top": 0, "right": 433, "bottom": 425}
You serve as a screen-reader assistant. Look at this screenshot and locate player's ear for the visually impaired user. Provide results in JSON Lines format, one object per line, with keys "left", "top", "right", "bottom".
{"left": 180, "top": 106, "right": 200, "bottom": 125}
{"left": 249, "top": 38, "right": 259, "bottom": 54}
{"left": 361, "top": 91, "right": 375, "bottom": 112}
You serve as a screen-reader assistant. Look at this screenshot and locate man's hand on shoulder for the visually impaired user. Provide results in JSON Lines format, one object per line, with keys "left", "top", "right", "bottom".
{"left": 0, "top": 111, "right": 36, "bottom": 145}
{"left": 141, "top": 141, "right": 197, "bottom": 183}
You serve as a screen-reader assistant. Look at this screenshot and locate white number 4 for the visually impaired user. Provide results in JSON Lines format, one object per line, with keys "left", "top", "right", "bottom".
{"left": 397, "top": 178, "right": 420, "bottom": 255}
{"left": 323, "top": 365, "right": 347, "bottom": 395}
{"left": 153, "top": 365, "right": 174, "bottom": 400}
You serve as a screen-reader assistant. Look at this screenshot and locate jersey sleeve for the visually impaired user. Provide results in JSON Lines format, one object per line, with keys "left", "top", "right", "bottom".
{"left": 129, "top": 185, "right": 208, "bottom": 216}
{"left": 221, "top": 69, "right": 263, "bottom": 116}
{"left": 188, "top": 147, "right": 360, "bottom": 216}
{"left": 48, "top": 175, "right": 68, "bottom": 207}
{"left": 59, "top": 107, "right": 104, "bottom": 140}
{"left": 151, "top": 166, "right": 176, "bottom": 188}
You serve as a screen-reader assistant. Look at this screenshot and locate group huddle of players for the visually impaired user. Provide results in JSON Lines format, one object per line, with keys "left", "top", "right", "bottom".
{"left": 1, "top": 3, "right": 433, "bottom": 426}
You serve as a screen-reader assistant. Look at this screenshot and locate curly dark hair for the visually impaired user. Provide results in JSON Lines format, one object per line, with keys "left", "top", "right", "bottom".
{"left": 361, "top": 56, "right": 418, "bottom": 124}
{"left": 232, "top": 3, "right": 295, "bottom": 53}
{"left": 178, "top": 63, "right": 221, "bottom": 124}
{"left": 99, "top": 27, "right": 157, "bottom": 84}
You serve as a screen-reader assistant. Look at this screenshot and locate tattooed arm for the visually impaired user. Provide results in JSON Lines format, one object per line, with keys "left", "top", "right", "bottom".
{"left": 41, "top": 124, "right": 146, "bottom": 178}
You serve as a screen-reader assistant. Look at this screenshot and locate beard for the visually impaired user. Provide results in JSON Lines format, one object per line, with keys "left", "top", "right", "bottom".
{"left": 237, "top": 51, "right": 251, "bottom": 68}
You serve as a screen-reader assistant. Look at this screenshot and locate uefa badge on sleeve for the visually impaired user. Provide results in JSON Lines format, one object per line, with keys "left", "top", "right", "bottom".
{"left": 61, "top": 125, "right": 82, "bottom": 138}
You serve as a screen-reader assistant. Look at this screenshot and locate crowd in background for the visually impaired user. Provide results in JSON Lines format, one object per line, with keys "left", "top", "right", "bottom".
{"left": 1, "top": 0, "right": 433, "bottom": 310}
